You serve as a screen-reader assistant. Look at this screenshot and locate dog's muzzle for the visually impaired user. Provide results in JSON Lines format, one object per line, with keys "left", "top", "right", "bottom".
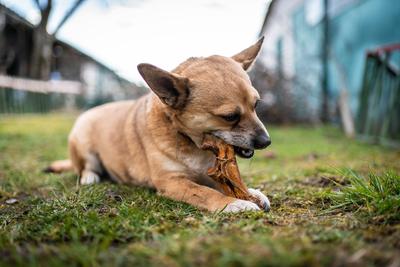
{"left": 252, "top": 131, "right": 271, "bottom": 149}
{"left": 231, "top": 132, "right": 271, "bottom": 159}
{"left": 210, "top": 129, "right": 271, "bottom": 159}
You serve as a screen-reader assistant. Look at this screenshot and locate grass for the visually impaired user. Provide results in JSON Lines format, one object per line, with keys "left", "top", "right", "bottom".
{"left": 1, "top": 113, "right": 400, "bottom": 267}
{"left": 327, "top": 171, "right": 400, "bottom": 223}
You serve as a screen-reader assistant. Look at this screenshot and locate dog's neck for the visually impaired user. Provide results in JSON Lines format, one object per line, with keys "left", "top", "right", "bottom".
{"left": 148, "top": 94, "right": 202, "bottom": 149}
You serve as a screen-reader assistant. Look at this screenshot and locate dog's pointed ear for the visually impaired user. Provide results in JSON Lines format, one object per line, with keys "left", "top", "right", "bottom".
{"left": 138, "top": 63, "right": 189, "bottom": 109}
{"left": 231, "top": 37, "right": 264, "bottom": 71}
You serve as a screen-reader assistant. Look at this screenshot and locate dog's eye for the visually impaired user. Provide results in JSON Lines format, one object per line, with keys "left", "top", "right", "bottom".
{"left": 254, "top": 100, "right": 260, "bottom": 109}
{"left": 221, "top": 113, "right": 240, "bottom": 122}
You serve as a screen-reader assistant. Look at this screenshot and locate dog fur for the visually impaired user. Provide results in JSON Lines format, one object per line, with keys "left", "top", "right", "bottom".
{"left": 49, "top": 38, "right": 271, "bottom": 212}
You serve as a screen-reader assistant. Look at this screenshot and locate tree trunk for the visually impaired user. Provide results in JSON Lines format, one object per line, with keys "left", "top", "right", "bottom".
{"left": 29, "top": 0, "right": 53, "bottom": 80}
{"left": 29, "top": 25, "right": 53, "bottom": 80}
{"left": 29, "top": 0, "right": 85, "bottom": 80}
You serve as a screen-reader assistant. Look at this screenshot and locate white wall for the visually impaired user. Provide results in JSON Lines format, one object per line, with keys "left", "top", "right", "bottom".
{"left": 259, "top": 0, "right": 304, "bottom": 78}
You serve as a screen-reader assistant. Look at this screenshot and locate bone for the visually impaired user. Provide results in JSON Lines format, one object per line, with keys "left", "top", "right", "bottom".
{"left": 201, "top": 134, "right": 265, "bottom": 209}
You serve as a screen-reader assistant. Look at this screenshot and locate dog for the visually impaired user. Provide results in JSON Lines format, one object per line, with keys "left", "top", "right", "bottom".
{"left": 47, "top": 38, "right": 271, "bottom": 212}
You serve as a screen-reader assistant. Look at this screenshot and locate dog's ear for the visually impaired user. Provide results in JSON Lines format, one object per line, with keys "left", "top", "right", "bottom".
{"left": 137, "top": 63, "right": 189, "bottom": 109}
{"left": 231, "top": 37, "right": 264, "bottom": 71}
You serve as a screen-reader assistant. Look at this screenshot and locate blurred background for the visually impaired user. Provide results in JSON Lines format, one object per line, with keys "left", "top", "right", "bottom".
{"left": 0, "top": 0, "right": 399, "bottom": 146}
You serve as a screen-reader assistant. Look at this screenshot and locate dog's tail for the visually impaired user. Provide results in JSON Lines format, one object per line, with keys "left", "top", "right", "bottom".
{"left": 43, "top": 159, "right": 73, "bottom": 173}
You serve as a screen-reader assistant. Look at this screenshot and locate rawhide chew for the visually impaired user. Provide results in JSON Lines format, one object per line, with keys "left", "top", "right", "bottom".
{"left": 201, "top": 134, "right": 265, "bottom": 209}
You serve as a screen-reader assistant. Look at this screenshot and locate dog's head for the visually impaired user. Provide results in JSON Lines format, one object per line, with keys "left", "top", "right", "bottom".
{"left": 138, "top": 38, "right": 270, "bottom": 158}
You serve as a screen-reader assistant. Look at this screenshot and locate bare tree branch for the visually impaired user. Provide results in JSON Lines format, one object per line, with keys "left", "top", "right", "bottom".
{"left": 40, "top": 0, "right": 52, "bottom": 27}
{"left": 32, "top": 0, "right": 42, "bottom": 11}
{"left": 52, "top": 0, "right": 86, "bottom": 36}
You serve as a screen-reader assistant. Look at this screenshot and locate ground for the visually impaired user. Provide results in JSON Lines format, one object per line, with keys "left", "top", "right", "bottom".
{"left": 0, "top": 114, "right": 399, "bottom": 267}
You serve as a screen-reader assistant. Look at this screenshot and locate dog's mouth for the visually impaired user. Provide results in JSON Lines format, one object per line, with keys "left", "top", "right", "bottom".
{"left": 208, "top": 132, "right": 255, "bottom": 159}
{"left": 233, "top": 146, "right": 254, "bottom": 159}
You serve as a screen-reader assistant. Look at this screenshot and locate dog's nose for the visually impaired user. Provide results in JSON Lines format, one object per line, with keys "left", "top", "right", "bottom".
{"left": 253, "top": 133, "right": 271, "bottom": 149}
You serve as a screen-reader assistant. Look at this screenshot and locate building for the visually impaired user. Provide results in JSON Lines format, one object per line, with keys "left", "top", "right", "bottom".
{"left": 253, "top": 0, "right": 400, "bottom": 123}
{"left": 0, "top": 3, "right": 147, "bottom": 110}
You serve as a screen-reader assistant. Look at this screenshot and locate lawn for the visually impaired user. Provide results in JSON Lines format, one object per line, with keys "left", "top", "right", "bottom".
{"left": 0, "top": 114, "right": 399, "bottom": 267}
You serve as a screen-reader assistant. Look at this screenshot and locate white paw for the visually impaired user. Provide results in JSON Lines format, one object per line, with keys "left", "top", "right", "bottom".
{"left": 80, "top": 171, "right": 100, "bottom": 185}
{"left": 248, "top": 188, "right": 271, "bottom": 211}
{"left": 223, "top": 199, "right": 261, "bottom": 213}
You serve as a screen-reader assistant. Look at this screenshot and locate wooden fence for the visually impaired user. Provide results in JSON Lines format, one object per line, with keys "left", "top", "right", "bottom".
{"left": 357, "top": 44, "right": 400, "bottom": 147}
{"left": 0, "top": 75, "right": 83, "bottom": 113}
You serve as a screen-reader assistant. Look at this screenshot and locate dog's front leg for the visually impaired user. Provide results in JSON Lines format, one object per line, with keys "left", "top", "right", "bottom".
{"left": 152, "top": 173, "right": 261, "bottom": 212}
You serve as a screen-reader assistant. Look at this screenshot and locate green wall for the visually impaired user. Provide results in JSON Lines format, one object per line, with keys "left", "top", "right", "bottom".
{"left": 292, "top": 0, "right": 400, "bottom": 121}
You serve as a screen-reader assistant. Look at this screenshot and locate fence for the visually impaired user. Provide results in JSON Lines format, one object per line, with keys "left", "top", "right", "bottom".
{"left": 357, "top": 44, "right": 400, "bottom": 147}
{"left": 0, "top": 75, "right": 83, "bottom": 113}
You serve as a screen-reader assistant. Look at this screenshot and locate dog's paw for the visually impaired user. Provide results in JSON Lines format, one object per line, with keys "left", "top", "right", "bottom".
{"left": 248, "top": 188, "right": 271, "bottom": 211}
{"left": 223, "top": 199, "right": 261, "bottom": 213}
{"left": 80, "top": 171, "right": 100, "bottom": 185}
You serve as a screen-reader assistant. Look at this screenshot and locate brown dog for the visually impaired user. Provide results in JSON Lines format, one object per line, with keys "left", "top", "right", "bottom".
{"left": 49, "top": 38, "right": 271, "bottom": 212}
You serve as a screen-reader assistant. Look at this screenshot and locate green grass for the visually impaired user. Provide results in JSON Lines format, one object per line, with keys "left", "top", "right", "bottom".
{"left": 1, "top": 114, "right": 400, "bottom": 267}
{"left": 327, "top": 171, "right": 400, "bottom": 223}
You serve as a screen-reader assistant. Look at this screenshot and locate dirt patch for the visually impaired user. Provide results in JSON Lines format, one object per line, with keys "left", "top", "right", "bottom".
{"left": 303, "top": 175, "right": 349, "bottom": 188}
{"left": 262, "top": 151, "right": 277, "bottom": 159}
{"left": 105, "top": 189, "right": 123, "bottom": 202}
{"left": 298, "top": 152, "right": 326, "bottom": 162}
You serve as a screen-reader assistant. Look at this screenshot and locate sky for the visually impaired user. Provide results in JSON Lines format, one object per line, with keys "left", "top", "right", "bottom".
{"left": 1, "top": 0, "right": 269, "bottom": 84}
